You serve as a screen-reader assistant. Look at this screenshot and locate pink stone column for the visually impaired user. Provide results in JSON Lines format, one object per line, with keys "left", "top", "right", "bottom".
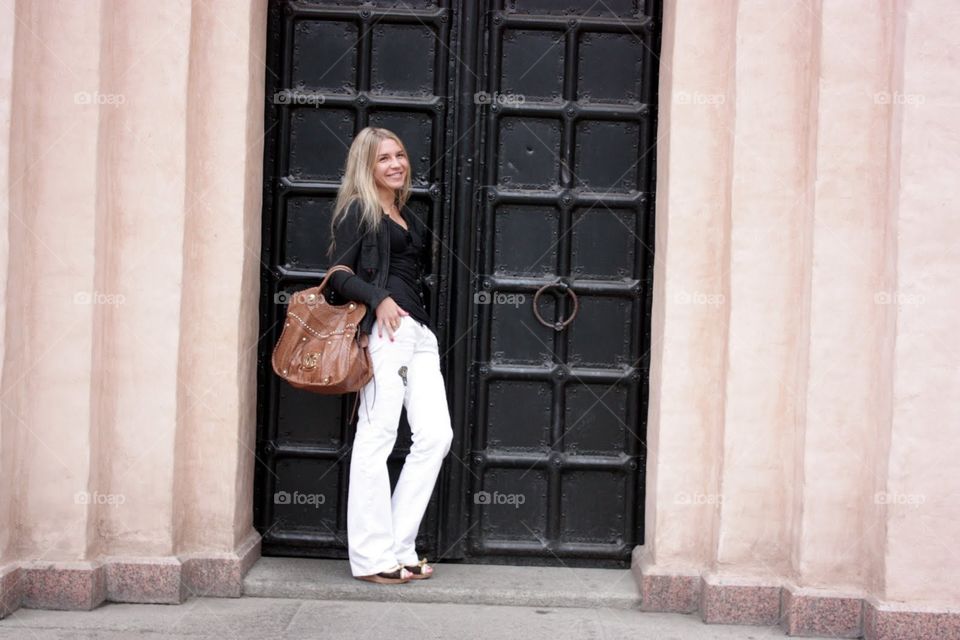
{"left": 0, "top": 0, "right": 266, "bottom": 616}
{"left": 866, "top": 2, "right": 960, "bottom": 638}
{"left": 92, "top": 0, "right": 193, "bottom": 602}
{"left": 172, "top": 0, "right": 267, "bottom": 596}
{"left": 633, "top": 0, "right": 736, "bottom": 614}
{"left": 780, "top": 0, "right": 895, "bottom": 636}
{"left": 705, "top": 0, "right": 816, "bottom": 624}
{"left": 2, "top": 0, "right": 107, "bottom": 612}
{"left": 638, "top": 1, "right": 960, "bottom": 636}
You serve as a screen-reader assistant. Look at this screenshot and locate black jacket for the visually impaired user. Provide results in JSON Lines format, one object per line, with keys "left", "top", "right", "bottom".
{"left": 327, "top": 199, "right": 431, "bottom": 336}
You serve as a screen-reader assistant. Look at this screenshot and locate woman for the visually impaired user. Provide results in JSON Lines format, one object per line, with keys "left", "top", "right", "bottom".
{"left": 326, "top": 127, "right": 454, "bottom": 584}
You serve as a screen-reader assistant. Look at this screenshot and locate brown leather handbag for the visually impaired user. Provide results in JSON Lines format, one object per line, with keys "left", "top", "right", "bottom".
{"left": 271, "top": 266, "right": 372, "bottom": 418}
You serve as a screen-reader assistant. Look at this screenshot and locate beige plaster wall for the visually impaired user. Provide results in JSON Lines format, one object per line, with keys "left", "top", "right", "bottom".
{"left": 643, "top": 0, "right": 960, "bottom": 610}
{"left": 0, "top": 0, "right": 266, "bottom": 565}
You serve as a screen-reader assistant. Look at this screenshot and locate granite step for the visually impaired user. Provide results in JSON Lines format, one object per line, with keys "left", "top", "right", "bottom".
{"left": 243, "top": 557, "right": 641, "bottom": 610}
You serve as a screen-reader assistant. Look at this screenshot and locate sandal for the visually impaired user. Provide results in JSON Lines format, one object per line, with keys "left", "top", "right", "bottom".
{"left": 402, "top": 557, "right": 434, "bottom": 580}
{"left": 356, "top": 563, "right": 412, "bottom": 584}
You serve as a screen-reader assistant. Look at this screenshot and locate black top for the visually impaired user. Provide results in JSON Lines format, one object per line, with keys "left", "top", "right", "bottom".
{"left": 326, "top": 200, "right": 433, "bottom": 336}
{"left": 385, "top": 211, "right": 432, "bottom": 328}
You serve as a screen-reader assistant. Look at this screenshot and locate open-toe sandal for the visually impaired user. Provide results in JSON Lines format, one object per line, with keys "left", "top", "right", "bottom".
{"left": 402, "top": 557, "right": 434, "bottom": 580}
{"left": 356, "top": 564, "right": 412, "bottom": 584}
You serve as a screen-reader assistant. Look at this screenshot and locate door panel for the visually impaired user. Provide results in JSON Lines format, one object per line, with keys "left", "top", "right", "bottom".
{"left": 255, "top": 0, "right": 457, "bottom": 558}
{"left": 449, "top": 0, "right": 660, "bottom": 567}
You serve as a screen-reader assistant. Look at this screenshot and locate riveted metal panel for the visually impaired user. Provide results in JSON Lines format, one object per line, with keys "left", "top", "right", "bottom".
{"left": 456, "top": 0, "right": 661, "bottom": 567}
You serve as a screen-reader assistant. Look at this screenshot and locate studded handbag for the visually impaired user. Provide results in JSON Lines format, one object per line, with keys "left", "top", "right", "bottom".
{"left": 271, "top": 265, "right": 373, "bottom": 419}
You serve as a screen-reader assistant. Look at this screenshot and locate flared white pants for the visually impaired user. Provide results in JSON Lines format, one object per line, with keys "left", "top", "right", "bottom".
{"left": 347, "top": 315, "right": 453, "bottom": 576}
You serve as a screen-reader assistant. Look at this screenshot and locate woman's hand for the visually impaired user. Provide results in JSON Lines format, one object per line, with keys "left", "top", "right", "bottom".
{"left": 375, "top": 297, "right": 409, "bottom": 341}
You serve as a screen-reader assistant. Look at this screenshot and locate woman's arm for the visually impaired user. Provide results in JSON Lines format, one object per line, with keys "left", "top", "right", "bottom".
{"left": 327, "top": 203, "right": 392, "bottom": 311}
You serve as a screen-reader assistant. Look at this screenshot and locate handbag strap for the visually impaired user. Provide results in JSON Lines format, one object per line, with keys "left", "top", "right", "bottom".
{"left": 318, "top": 264, "right": 355, "bottom": 294}
{"left": 348, "top": 392, "right": 361, "bottom": 425}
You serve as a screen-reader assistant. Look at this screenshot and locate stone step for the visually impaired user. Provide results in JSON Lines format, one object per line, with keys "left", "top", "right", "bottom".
{"left": 243, "top": 557, "right": 641, "bottom": 610}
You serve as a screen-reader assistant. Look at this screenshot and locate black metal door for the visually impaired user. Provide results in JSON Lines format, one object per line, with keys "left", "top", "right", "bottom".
{"left": 254, "top": 0, "right": 460, "bottom": 560}
{"left": 255, "top": 0, "right": 660, "bottom": 569}
{"left": 445, "top": 0, "right": 660, "bottom": 568}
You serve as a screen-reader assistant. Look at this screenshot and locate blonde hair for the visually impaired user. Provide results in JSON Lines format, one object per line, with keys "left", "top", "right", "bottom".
{"left": 327, "top": 127, "right": 412, "bottom": 257}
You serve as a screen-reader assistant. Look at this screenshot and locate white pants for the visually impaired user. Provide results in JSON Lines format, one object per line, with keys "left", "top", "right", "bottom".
{"left": 347, "top": 315, "right": 453, "bottom": 576}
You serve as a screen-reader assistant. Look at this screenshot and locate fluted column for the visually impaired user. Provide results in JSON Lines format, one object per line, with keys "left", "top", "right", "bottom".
{"left": 869, "top": 0, "right": 960, "bottom": 623}
{"left": 633, "top": 0, "right": 736, "bottom": 613}
{"left": 706, "top": 0, "right": 816, "bottom": 619}
{"left": 172, "top": 0, "right": 266, "bottom": 575}
{"left": 792, "top": 0, "right": 890, "bottom": 589}
{"left": 94, "top": 0, "right": 191, "bottom": 560}
{"left": 2, "top": 0, "right": 106, "bottom": 611}
{"left": 0, "top": 0, "right": 265, "bottom": 614}
{"left": 776, "top": 1, "right": 896, "bottom": 635}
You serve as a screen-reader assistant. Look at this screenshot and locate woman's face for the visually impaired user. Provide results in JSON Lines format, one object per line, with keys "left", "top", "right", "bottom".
{"left": 373, "top": 138, "right": 408, "bottom": 194}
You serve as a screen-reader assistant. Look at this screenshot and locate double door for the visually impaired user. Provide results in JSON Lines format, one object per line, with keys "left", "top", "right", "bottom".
{"left": 255, "top": 0, "right": 660, "bottom": 568}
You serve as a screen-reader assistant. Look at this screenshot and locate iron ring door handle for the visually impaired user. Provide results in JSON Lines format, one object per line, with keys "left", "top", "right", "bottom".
{"left": 532, "top": 280, "right": 579, "bottom": 331}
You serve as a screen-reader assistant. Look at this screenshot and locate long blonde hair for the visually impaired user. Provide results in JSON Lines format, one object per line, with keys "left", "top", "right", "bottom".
{"left": 327, "top": 127, "right": 412, "bottom": 257}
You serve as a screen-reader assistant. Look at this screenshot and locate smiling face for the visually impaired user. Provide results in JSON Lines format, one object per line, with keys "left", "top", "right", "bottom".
{"left": 373, "top": 137, "right": 408, "bottom": 195}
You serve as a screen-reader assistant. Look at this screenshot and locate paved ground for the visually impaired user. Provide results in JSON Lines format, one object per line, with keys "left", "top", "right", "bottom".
{"left": 0, "top": 596, "right": 834, "bottom": 639}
